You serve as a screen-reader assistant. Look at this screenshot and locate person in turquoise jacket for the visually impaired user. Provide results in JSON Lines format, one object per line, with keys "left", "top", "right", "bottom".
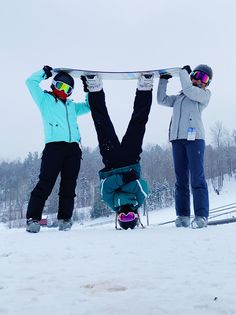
{"left": 82, "top": 73, "right": 153, "bottom": 229}
{"left": 25, "top": 66, "right": 90, "bottom": 233}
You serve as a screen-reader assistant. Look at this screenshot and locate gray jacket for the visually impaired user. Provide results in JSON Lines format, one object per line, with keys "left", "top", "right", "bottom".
{"left": 157, "top": 69, "right": 211, "bottom": 141}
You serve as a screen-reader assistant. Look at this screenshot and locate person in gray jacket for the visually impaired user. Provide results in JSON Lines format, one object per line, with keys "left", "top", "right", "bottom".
{"left": 157, "top": 64, "right": 212, "bottom": 228}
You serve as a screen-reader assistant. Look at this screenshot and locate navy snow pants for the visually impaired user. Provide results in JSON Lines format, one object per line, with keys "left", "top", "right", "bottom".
{"left": 172, "top": 139, "right": 209, "bottom": 218}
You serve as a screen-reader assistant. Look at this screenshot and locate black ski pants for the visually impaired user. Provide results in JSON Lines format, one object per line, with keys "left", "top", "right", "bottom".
{"left": 88, "top": 89, "right": 152, "bottom": 169}
{"left": 26, "top": 142, "right": 81, "bottom": 220}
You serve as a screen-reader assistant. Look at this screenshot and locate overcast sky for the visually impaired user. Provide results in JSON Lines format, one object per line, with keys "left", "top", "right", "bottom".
{"left": 1, "top": 0, "right": 236, "bottom": 160}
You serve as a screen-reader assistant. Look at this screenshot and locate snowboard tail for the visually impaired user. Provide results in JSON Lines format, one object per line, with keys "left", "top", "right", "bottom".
{"left": 53, "top": 67, "right": 181, "bottom": 80}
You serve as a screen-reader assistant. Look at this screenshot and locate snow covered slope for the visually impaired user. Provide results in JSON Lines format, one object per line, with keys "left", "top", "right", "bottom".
{"left": 0, "top": 178, "right": 236, "bottom": 315}
{"left": 0, "top": 221, "right": 236, "bottom": 315}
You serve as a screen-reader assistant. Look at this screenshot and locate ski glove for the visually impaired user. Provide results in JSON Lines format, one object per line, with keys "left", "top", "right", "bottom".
{"left": 122, "top": 169, "right": 139, "bottom": 184}
{"left": 160, "top": 74, "right": 172, "bottom": 80}
{"left": 81, "top": 76, "right": 89, "bottom": 92}
{"left": 182, "top": 65, "right": 192, "bottom": 74}
{"left": 43, "top": 65, "right": 53, "bottom": 79}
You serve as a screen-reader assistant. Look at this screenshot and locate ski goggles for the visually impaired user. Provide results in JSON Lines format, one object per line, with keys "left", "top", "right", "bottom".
{"left": 52, "top": 80, "right": 73, "bottom": 94}
{"left": 118, "top": 212, "right": 137, "bottom": 222}
{"left": 190, "top": 70, "right": 210, "bottom": 85}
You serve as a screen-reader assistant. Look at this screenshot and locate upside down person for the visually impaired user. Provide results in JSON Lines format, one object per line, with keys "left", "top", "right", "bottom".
{"left": 81, "top": 73, "right": 153, "bottom": 229}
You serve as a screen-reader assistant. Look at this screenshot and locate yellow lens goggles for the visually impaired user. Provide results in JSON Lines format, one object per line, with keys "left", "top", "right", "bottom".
{"left": 52, "top": 80, "right": 73, "bottom": 94}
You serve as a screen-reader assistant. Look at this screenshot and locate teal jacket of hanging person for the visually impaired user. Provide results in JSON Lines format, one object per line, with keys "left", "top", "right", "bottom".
{"left": 99, "top": 163, "right": 149, "bottom": 211}
{"left": 26, "top": 69, "right": 90, "bottom": 144}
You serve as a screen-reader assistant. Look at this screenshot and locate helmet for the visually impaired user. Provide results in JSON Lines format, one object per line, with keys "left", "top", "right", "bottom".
{"left": 193, "top": 64, "right": 213, "bottom": 81}
{"left": 117, "top": 205, "right": 139, "bottom": 230}
{"left": 52, "top": 71, "right": 74, "bottom": 89}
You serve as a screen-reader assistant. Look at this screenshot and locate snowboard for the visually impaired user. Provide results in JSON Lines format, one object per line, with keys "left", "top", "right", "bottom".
{"left": 52, "top": 67, "right": 181, "bottom": 80}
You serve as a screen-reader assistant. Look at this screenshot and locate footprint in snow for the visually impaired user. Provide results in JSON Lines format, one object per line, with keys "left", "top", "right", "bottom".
{"left": 81, "top": 281, "right": 127, "bottom": 293}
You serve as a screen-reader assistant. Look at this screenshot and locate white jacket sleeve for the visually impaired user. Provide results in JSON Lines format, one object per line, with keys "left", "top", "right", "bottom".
{"left": 157, "top": 79, "right": 177, "bottom": 107}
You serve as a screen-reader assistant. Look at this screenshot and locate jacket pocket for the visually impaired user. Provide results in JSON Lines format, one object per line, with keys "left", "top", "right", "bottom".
{"left": 188, "top": 112, "right": 194, "bottom": 128}
{"left": 48, "top": 122, "right": 59, "bottom": 138}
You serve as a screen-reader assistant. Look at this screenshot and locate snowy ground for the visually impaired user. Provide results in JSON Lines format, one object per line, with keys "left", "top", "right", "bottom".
{"left": 0, "top": 179, "right": 236, "bottom": 315}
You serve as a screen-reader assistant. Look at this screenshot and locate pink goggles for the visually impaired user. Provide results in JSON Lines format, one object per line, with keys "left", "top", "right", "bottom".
{"left": 190, "top": 70, "right": 210, "bottom": 85}
{"left": 118, "top": 212, "right": 137, "bottom": 222}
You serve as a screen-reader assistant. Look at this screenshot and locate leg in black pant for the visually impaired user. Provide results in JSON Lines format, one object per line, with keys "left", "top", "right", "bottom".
{"left": 58, "top": 143, "right": 81, "bottom": 220}
{"left": 26, "top": 143, "right": 63, "bottom": 220}
{"left": 88, "top": 90, "right": 124, "bottom": 169}
{"left": 121, "top": 89, "right": 152, "bottom": 164}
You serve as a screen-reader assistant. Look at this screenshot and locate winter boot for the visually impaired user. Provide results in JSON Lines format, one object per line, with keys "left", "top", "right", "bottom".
{"left": 137, "top": 73, "right": 154, "bottom": 91}
{"left": 26, "top": 218, "right": 40, "bottom": 233}
{"left": 85, "top": 74, "right": 103, "bottom": 92}
{"left": 58, "top": 219, "right": 73, "bottom": 231}
{"left": 175, "top": 216, "right": 190, "bottom": 228}
{"left": 191, "top": 216, "right": 208, "bottom": 229}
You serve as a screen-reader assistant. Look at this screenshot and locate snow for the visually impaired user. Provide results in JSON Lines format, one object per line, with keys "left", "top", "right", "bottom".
{"left": 0, "top": 179, "right": 236, "bottom": 315}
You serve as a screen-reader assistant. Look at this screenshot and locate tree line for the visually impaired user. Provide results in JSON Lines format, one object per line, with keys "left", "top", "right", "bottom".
{"left": 0, "top": 122, "right": 236, "bottom": 224}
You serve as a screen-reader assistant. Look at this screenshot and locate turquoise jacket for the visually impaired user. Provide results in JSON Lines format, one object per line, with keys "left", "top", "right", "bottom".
{"left": 99, "top": 163, "right": 148, "bottom": 211}
{"left": 26, "top": 69, "right": 90, "bottom": 144}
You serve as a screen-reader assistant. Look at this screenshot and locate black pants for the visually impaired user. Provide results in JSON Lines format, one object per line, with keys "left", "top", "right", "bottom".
{"left": 26, "top": 142, "right": 81, "bottom": 220}
{"left": 88, "top": 89, "right": 152, "bottom": 169}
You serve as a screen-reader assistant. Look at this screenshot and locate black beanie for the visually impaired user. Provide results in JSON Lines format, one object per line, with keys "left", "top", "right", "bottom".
{"left": 53, "top": 71, "right": 74, "bottom": 88}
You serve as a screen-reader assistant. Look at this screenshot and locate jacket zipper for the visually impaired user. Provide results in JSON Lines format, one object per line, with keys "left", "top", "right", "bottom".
{"left": 64, "top": 103, "right": 71, "bottom": 142}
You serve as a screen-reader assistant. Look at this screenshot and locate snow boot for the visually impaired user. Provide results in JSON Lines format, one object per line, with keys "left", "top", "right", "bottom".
{"left": 175, "top": 216, "right": 190, "bottom": 228}
{"left": 191, "top": 216, "right": 208, "bottom": 229}
{"left": 26, "top": 218, "right": 40, "bottom": 233}
{"left": 137, "top": 73, "right": 154, "bottom": 91}
{"left": 58, "top": 219, "right": 73, "bottom": 231}
{"left": 85, "top": 74, "right": 103, "bottom": 92}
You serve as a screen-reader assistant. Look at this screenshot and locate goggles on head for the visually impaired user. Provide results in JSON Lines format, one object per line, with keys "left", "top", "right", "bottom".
{"left": 190, "top": 70, "right": 210, "bottom": 85}
{"left": 52, "top": 80, "right": 73, "bottom": 94}
{"left": 118, "top": 212, "right": 137, "bottom": 222}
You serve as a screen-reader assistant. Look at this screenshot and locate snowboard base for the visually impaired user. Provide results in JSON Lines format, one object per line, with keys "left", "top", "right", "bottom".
{"left": 53, "top": 67, "right": 181, "bottom": 80}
